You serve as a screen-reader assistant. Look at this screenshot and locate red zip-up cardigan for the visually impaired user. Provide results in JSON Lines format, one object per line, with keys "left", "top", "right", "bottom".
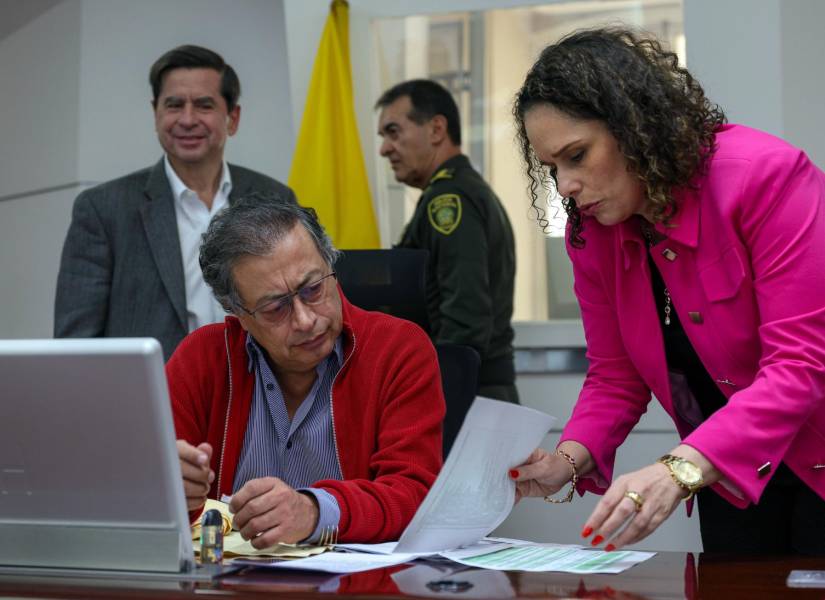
{"left": 166, "top": 292, "right": 445, "bottom": 543}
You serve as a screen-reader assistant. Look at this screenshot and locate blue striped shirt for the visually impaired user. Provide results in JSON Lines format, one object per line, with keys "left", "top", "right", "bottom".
{"left": 233, "top": 333, "right": 344, "bottom": 543}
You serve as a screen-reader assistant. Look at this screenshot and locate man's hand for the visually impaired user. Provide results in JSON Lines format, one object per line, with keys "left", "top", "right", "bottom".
{"left": 229, "top": 477, "right": 319, "bottom": 548}
{"left": 176, "top": 440, "right": 214, "bottom": 512}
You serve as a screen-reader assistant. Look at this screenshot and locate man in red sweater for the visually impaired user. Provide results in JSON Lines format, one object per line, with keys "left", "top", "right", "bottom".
{"left": 167, "top": 193, "right": 444, "bottom": 547}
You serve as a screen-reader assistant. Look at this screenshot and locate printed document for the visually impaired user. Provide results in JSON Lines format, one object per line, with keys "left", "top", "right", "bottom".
{"left": 443, "top": 542, "right": 655, "bottom": 574}
{"left": 395, "top": 397, "right": 555, "bottom": 553}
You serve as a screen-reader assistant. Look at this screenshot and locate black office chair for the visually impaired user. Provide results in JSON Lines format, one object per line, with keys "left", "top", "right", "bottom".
{"left": 335, "top": 249, "right": 480, "bottom": 456}
{"left": 334, "top": 248, "right": 430, "bottom": 331}
{"left": 436, "top": 343, "right": 480, "bottom": 457}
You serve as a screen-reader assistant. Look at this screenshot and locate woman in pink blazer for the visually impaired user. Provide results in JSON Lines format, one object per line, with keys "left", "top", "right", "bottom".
{"left": 509, "top": 27, "right": 825, "bottom": 554}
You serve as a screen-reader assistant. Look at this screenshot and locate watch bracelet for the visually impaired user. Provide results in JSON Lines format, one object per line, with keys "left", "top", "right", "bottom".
{"left": 658, "top": 454, "right": 700, "bottom": 501}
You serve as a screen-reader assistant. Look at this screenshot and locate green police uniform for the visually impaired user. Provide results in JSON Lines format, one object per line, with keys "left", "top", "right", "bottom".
{"left": 398, "top": 154, "right": 518, "bottom": 403}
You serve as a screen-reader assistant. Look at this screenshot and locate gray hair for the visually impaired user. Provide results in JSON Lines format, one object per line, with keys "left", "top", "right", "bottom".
{"left": 199, "top": 191, "right": 341, "bottom": 313}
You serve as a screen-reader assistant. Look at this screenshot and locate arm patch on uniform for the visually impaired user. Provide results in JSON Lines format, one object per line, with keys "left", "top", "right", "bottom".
{"left": 427, "top": 194, "right": 462, "bottom": 235}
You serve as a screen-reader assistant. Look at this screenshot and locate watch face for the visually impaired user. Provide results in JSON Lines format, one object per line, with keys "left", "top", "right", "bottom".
{"left": 674, "top": 461, "right": 703, "bottom": 486}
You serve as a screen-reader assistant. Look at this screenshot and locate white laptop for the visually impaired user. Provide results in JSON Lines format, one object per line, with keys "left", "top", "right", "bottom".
{"left": 0, "top": 338, "right": 198, "bottom": 577}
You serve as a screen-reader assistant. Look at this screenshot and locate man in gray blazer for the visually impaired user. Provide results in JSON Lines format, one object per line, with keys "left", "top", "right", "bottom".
{"left": 55, "top": 45, "right": 296, "bottom": 360}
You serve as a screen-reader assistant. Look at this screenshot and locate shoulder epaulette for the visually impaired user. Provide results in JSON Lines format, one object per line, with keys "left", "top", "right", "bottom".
{"left": 429, "top": 168, "right": 454, "bottom": 184}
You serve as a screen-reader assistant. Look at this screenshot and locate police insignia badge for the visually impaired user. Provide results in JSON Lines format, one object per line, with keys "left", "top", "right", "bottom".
{"left": 427, "top": 194, "right": 462, "bottom": 235}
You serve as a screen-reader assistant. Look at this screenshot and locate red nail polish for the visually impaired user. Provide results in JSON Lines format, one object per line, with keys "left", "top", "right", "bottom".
{"left": 581, "top": 526, "right": 593, "bottom": 538}
{"left": 605, "top": 544, "right": 616, "bottom": 552}
{"left": 591, "top": 535, "right": 604, "bottom": 546}
{"left": 509, "top": 469, "right": 519, "bottom": 479}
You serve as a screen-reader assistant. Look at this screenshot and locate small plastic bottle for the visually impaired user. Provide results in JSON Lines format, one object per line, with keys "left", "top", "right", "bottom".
{"left": 200, "top": 509, "right": 224, "bottom": 564}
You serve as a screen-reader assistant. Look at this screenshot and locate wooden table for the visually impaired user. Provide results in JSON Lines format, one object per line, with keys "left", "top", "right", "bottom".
{"left": 0, "top": 552, "right": 823, "bottom": 599}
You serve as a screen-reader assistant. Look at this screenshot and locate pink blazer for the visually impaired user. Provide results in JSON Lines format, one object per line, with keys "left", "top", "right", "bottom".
{"left": 560, "top": 124, "right": 825, "bottom": 507}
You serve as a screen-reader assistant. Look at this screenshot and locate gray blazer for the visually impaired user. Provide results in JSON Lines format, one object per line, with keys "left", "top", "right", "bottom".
{"left": 54, "top": 158, "right": 296, "bottom": 360}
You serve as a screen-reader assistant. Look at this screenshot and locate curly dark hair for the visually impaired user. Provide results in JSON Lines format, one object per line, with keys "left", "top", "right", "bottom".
{"left": 513, "top": 26, "right": 726, "bottom": 248}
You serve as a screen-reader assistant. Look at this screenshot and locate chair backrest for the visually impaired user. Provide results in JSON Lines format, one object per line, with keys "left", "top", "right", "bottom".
{"left": 436, "top": 343, "right": 481, "bottom": 457}
{"left": 335, "top": 248, "right": 430, "bottom": 331}
{"left": 336, "top": 250, "right": 478, "bottom": 456}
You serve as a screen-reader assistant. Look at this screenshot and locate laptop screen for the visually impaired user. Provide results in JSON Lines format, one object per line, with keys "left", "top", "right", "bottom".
{"left": 0, "top": 338, "right": 193, "bottom": 573}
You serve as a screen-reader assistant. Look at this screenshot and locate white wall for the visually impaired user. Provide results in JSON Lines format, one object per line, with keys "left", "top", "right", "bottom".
{"left": 684, "top": 0, "right": 784, "bottom": 136}
{"left": 0, "top": 188, "right": 79, "bottom": 338}
{"left": 684, "top": 0, "right": 825, "bottom": 169}
{"left": 0, "top": 0, "right": 82, "bottom": 199}
{"left": 780, "top": 0, "right": 825, "bottom": 169}
{"left": 0, "top": 1, "right": 83, "bottom": 339}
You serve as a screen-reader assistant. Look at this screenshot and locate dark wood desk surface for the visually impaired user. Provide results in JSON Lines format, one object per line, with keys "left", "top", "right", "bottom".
{"left": 1, "top": 552, "right": 824, "bottom": 599}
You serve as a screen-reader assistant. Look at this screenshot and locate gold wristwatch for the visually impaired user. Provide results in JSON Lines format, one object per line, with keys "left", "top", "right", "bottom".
{"left": 657, "top": 454, "right": 704, "bottom": 500}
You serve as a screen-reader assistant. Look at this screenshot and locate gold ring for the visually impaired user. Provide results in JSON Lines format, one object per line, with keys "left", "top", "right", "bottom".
{"left": 624, "top": 490, "right": 644, "bottom": 512}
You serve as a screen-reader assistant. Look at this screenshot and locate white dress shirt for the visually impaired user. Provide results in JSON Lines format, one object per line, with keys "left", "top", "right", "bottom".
{"left": 164, "top": 156, "right": 232, "bottom": 332}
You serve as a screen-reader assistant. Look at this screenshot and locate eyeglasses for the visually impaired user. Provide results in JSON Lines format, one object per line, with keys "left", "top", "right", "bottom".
{"left": 237, "top": 272, "right": 337, "bottom": 325}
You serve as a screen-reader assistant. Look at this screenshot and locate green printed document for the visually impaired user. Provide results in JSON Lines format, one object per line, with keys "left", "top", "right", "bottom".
{"left": 443, "top": 541, "right": 655, "bottom": 574}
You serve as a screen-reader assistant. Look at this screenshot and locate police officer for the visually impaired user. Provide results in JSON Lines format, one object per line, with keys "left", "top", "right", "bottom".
{"left": 376, "top": 79, "right": 518, "bottom": 403}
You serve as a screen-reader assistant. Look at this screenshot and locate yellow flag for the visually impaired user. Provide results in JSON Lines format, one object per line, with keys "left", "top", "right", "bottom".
{"left": 288, "top": 0, "right": 380, "bottom": 249}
